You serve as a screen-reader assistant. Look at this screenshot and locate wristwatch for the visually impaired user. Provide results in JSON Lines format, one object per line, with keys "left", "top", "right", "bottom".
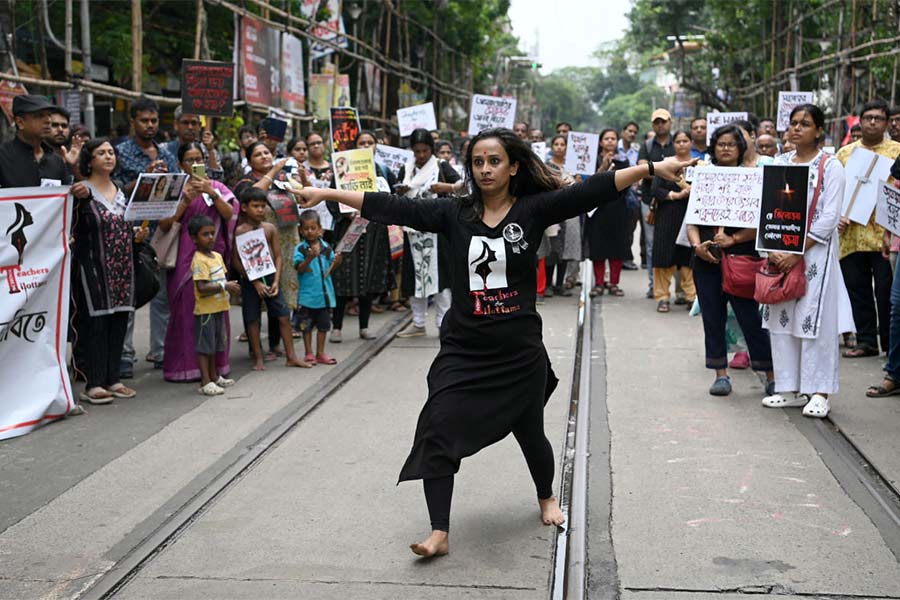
{"left": 647, "top": 161, "right": 655, "bottom": 176}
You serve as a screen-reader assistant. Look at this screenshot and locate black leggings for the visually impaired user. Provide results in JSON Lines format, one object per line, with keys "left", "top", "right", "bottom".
{"left": 422, "top": 399, "right": 555, "bottom": 532}
{"left": 333, "top": 295, "right": 371, "bottom": 330}
{"left": 546, "top": 260, "right": 567, "bottom": 289}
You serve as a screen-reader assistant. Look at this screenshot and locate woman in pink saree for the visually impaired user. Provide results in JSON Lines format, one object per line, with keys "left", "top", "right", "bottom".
{"left": 160, "top": 142, "right": 240, "bottom": 382}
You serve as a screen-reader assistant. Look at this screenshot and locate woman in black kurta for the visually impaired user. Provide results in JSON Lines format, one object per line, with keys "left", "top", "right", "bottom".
{"left": 298, "top": 128, "right": 692, "bottom": 557}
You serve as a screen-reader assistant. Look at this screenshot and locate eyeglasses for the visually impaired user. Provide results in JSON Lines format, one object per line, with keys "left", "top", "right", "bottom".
{"left": 860, "top": 115, "right": 887, "bottom": 123}
{"left": 178, "top": 119, "right": 201, "bottom": 127}
{"left": 715, "top": 141, "right": 738, "bottom": 149}
{"left": 308, "top": 141, "right": 324, "bottom": 146}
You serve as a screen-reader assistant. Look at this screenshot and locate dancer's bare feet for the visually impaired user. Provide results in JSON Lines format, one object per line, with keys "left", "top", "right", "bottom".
{"left": 539, "top": 496, "right": 565, "bottom": 526}
{"left": 410, "top": 530, "right": 449, "bottom": 557}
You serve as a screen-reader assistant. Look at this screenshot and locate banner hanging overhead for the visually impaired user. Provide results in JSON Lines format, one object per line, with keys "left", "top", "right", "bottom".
{"left": 0, "top": 187, "right": 73, "bottom": 440}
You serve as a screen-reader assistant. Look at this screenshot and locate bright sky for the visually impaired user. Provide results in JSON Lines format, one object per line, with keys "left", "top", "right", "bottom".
{"left": 507, "top": 0, "right": 630, "bottom": 73}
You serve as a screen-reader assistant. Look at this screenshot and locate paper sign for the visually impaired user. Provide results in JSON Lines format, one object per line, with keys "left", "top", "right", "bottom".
{"left": 240, "top": 17, "right": 280, "bottom": 107}
{"left": 330, "top": 106, "right": 360, "bottom": 153}
{"left": 374, "top": 145, "right": 414, "bottom": 176}
{"left": 684, "top": 166, "right": 763, "bottom": 228}
{"left": 397, "top": 102, "right": 437, "bottom": 137}
{"left": 181, "top": 60, "right": 234, "bottom": 117}
{"left": 280, "top": 34, "right": 306, "bottom": 113}
{"left": 841, "top": 146, "right": 895, "bottom": 225}
{"left": 334, "top": 148, "right": 377, "bottom": 213}
{"left": 309, "top": 202, "right": 333, "bottom": 231}
{"left": 776, "top": 91, "right": 814, "bottom": 132}
{"left": 755, "top": 165, "right": 811, "bottom": 255}
{"left": 468, "top": 94, "right": 517, "bottom": 136}
{"left": 124, "top": 173, "right": 189, "bottom": 221}
{"left": 875, "top": 181, "right": 900, "bottom": 236}
{"left": 335, "top": 215, "right": 370, "bottom": 253}
{"left": 564, "top": 131, "right": 599, "bottom": 176}
{"left": 236, "top": 228, "right": 276, "bottom": 281}
{"left": 308, "top": 73, "right": 334, "bottom": 120}
{"left": 56, "top": 90, "right": 81, "bottom": 126}
{"left": 531, "top": 141, "right": 548, "bottom": 158}
{"left": 706, "top": 112, "right": 748, "bottom": 144}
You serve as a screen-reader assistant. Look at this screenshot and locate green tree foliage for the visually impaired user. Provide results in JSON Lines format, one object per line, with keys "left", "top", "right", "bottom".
{"left": 533, "top": 72, "right": 600, "bottom": 133}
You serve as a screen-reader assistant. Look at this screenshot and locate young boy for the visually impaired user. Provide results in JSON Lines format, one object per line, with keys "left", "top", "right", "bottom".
{"left": 189, "top": 215, "right": 241, "bottom": 395}
{"left": 233, "top": 188, "right": 313, "bottom": 371}
{"left": 294, "top": 209, "right": 341, "bottom": 365}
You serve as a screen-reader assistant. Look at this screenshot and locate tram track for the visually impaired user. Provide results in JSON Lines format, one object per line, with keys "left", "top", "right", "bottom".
{"left": 77, "top": 311, "right": 412, "bottom": 600}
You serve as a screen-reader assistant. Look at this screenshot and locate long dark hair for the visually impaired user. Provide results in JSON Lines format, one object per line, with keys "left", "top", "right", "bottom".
{"left": 709, "top": 124, "right": 747, "bottom": 166}
{"left": 462, "top": 128, "right": 563, "bottom": 220}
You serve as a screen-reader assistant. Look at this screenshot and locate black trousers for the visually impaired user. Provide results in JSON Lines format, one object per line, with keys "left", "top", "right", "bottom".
{"left": 333, "top": 295, "right": 371, "bottom": 330}
{"left": 840, "top": 251, "right": 892, "bottom": 351}
{"left": 78, "top": 311, "right": 129, "bottom": 389}
{"left": 545, "top": 261, "right": 567, "bottom": 289}
{"left": 422, "top": 395, "right": 555, "bottom": 532}
{"left": 693, "top": 266, "right": 773, "bottom": 371}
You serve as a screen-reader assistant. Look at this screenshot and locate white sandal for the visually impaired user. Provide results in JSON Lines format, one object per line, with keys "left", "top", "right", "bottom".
{"left": 802, "top": 394, "right": 829, "bottom": 418}
{"left": 762, "top": 393, "right": 809, "bottom": 408}
{"left": 199, "top": 382, "right": 224, "bottom": 396}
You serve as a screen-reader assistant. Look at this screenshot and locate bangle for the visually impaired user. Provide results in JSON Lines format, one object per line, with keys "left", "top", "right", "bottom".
{"left": 261, "top": 175, "right": 273, "bottom": 183}
{"left": 647, "top": 161, "right": 655, "bottom": 177}
{"left": 219, "top": 281, "right": 226, "bottom": 292}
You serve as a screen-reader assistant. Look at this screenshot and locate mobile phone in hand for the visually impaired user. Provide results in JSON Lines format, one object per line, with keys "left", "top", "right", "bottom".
{"left": 191, "top": 163, "right": 207, "bottom": 178}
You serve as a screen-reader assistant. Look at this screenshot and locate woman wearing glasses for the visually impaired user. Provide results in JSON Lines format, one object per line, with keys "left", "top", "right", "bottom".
{"left": 686, "top": 125, "right": 774, "bottom": 397}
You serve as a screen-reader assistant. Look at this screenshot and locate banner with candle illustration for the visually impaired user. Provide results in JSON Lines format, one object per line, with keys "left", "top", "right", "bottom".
{"left": 0, "top": 187, "right": 73, "bottom": 440}
{"left": 755, "top": 165, "right": 810, "bottom": 255}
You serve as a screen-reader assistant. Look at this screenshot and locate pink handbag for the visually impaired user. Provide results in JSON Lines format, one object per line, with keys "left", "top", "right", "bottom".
{"left": 753, "top": 158, "right": 827, "bottom": 305}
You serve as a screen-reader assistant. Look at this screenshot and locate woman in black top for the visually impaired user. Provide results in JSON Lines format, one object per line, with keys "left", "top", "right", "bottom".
{"left": 650, "top": 130, "right": 696, "bottom": 311}
{"left": 298, "top": 128, "right": 693, "bottom": 557}
{"left": 686, "top": 125, "right": 774, "bottom": 397}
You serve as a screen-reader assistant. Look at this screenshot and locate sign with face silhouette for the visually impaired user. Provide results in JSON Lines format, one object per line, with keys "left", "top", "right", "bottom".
{"left": 467, "top": 236, "right": 507, "bottom": 291}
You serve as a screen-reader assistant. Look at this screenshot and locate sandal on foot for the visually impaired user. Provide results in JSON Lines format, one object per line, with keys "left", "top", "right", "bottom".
{"left": 316, "top": 354, "right": 337, "bottom": 365}
{"left": 656, "top": 300, "right": 670, "bottom": 313}
{"left": 107, "top": 384, "right": 136, "bottom": 399}
{"left": 762, "top": 393, "right": 809, "bottom": 408}
{"left": 802, "top": 394, "right": 829, "bottom": 418}
{"left": 608, "top": 285, "right": 625, "bottom": 297}
{"left": 843, "top": 345, "right": 878, "bottom": 358}
{"left": 199, "top": 382, "right": 224, "bottom": 396}
{"left": 304, "top": 353, "right": 317, "bottom": 364}
{"left": 709, "top": 376, "right": 732, "bottom": 396}
{"left": 79, "top": 387, "right": 113, "bottom": 405}
{"left": 866, "top": 379, "right": 900, "bottom": 397}
{"left": 589, "top": 286, "right": 603, "bottom": 297}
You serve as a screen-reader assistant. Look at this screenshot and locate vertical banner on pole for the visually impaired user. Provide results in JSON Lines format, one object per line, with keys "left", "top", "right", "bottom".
{"left": 0, "top": 187, "right": 73, "bottom": 440}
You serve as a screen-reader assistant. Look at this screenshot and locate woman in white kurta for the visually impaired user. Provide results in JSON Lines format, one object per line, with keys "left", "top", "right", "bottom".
{"left": 762, "top": 104, "right": 855, "bottom": 418}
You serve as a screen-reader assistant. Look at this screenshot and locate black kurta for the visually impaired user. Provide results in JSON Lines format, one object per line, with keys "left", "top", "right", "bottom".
{"left": 650, "top": 176, "right": 692, "bottom": 268}
{"left": 585, "top": 157, "right": 631, "bottom": 261}
{"left": 361, "top": 172, "right": 619, "bottom": 482}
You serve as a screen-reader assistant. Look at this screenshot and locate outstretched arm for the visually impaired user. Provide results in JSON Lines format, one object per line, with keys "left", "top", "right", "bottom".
{"left": 298, "top": 187, "right": 448, "bottom": 233}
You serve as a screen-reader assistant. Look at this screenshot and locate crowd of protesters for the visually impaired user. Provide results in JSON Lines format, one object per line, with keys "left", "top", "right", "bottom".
{"left": 2, "top": 90, "right": 900, "bottom": 421}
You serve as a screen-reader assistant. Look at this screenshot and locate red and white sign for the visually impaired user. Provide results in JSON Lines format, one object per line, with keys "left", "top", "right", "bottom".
{"left": 0, "top": 187, "right": 73, "bottom": 440}
{"left": 241, "top": 16, "right": 280, "bottom": 106}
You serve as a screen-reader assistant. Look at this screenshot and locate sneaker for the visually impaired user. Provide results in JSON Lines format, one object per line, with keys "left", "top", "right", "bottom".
{"left": 545, "top": 286, "right": 555, "bottom": 298}
{"left": 645, "top": 289, "right": 653, "bottom": 299}
{"left": 215, "top": 376, "right": 235, "bottom": 388}
{"left": 555, "top": 286, "right": 573, "bottom": 297}
{"left": 397, "top": 324, "right": 426, "bottom": 338}
{"left": 728, "top": 351, "right": 750, "bottom": 369}
{"left": 330, "top": 330, "right": 343, "bottom": 343}
{"left": 622, "top": 261, "right": 639, "bottom": 270}
{"left": 199, "top": 382, "right": 224, "bottom": 396}
{"left": 536, "top": 294, "right": 545, "bottom": 305}
{"left": 119, "top": 361, "right": 134, "bottom": 380}
{"left": 359, "top": 328, "right": 376, "bottom": 340}
{"left": 709, "top": 376, "right": 732, "bottom": 396}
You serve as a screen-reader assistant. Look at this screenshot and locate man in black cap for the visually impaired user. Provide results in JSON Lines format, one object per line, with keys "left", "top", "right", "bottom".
{"left": 0, "top": 95, "right": 68, "bottom": 187}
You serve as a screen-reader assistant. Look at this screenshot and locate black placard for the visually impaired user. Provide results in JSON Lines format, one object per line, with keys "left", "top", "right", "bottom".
{"left": 181, "top": 60, "right": 235, "bottom": 117}
{"left": 755, "top": 165, "right": 810, "bottom": 255}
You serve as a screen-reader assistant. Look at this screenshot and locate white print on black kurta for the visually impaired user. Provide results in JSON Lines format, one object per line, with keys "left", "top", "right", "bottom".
{"left": 467, "top": 236, "right": 520, "bottom": 316}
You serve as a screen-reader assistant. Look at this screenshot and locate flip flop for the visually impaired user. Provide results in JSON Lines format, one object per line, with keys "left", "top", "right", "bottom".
{"left": 866, "top": 381, "right": 900, "bottom": 397}
{"left": 316, "top": 354, "right": 337, "bottom": 365}
{"left": 656, "top": 300, "right": 670, "bottom": 313}
{"left": 79, "top": 387, "right": 113, "bottom": 404}
{"left": 843, "top": 346, "right": 878, "bottom": 358}
{"left": 108, "top": 384, "right": 137, "bottom": 399}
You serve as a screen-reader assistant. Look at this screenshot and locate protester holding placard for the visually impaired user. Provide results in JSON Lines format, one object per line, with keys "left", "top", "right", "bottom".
{"left": 328, "top": 131, "right": 393, "bottom": 342}
{"left": 762, "top": 104, "right": 854, "bottom": 419}
{"left": 868, "top": 176, "right": 900, "bottom": 398}
{"left": 650, "top": 130, "right": 696, "bottom": 311}
{"left": 159, "top": 142, "right": 239, "bottom": 383}
{"left": 70, "top": 139, "right": 148, "bottom": 404}
{"left": 393, "top": 128, "right": 460, "bottom": 338}
{"left": 686, "top": 124, "right": 774, "bottom": 397}
{"left": 586, "top": 128, "right": 630, "bottom": 298}
{"left": 834, "top": 99, "right": 900, "bottom": 358}
{"left": 234, "top": 142, "right": 304, "bottom": 354}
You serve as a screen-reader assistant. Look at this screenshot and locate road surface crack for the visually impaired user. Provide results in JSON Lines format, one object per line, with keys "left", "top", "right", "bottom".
{"left": 624, "top": 584, "right": 900, "bottom": 598}
{"left": 153, "top": 575, "right": 537, "bottom": 591}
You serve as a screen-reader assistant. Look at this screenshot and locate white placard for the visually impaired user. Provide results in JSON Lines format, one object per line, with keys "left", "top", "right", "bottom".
{"left": 467, "top": 94, "right": 517, "bottom": 136}
{"left": 310, "top": 202, "right": 333, "bottom": 231}
{"left": 841, "top": 147, "right": 896, "bottom": 225}
{"left": 531, "top": 141, "right": 548, "bottom": 159}
{"left": 564, "top": 131, "right": 599, "bottom": 176}
{"left": 776, "top": 91, "right": 814, "bottom": 132}
{"left": 684, "top": 166, "right": 764, "bottom": 227}
{"left": 124, "top": 173, "right": 189, "bottom": 221}
{"left": 235, "top": 228, "right": 277, "bottom": 282}
{"left": 706, "top": 111, "right": 748, "bottom": 144}
{"left": 0, "top": 187, "right": 74, "bottom": 440}
{"left": 335, "top": 216, "right": 370, "bottom": 253}
{"left": 374, "top": 145, "right": 414, "bottom": 177}
{"left": 397, "top": 102, "right": 437, "bottom": 137}
{"left": 875, "top": 181, "right": 900, "bottom": 237}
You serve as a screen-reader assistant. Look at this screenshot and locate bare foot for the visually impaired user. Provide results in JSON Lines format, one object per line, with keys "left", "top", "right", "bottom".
{"left": 285, "top": 357, "right": 314, "bottom": 368}
{"left": 410, "top": 530, "right": 449, "bottom": 558}
{"left": 264, "top": 350, "right": 281, "bottom": 362}
{"left": 252, "top": 359, "right": 266, "bottom": 371}
{"left": 539, "top": 496, "right": 565, "bottom": 526}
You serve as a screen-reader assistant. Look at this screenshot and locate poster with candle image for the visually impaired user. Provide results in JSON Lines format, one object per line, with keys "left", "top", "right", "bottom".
{"left": 755, "top": 165, "right": 810, "bottom": 255}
